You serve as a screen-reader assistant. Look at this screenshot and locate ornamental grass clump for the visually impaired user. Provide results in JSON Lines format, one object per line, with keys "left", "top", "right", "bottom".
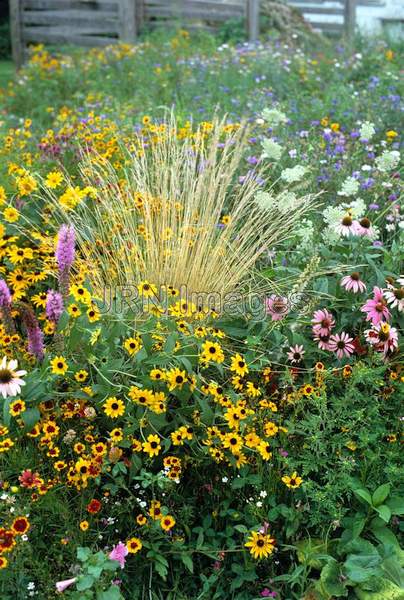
{"left": 51, "top": 116, "right": 314, "bottom": 301}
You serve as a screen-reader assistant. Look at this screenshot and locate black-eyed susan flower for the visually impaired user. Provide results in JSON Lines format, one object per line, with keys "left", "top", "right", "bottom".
{"left": 166, "top": 367, "right": 187, "bottom": 391}
{"left": 74, "top": 370, "right": 88, "bottom": 383}
{"left": 200, "top": 340, "right": 224, "bottom": 364}
{"left": 142, "top": 434, "right": 161, "bottom": 457}
{"left": 137, "top": 281, "right": 157, "bottom": 298}
{"left": 149, "top": 368, "right": 165, "bottom": 381}
{"left": 87, "top": 306, "right": 100, "bottom": 323}
{"left": 103, "top": 397, "right": 125, "bottom": 418}
{"left": 50, "top": 356, "right": 68, "bottom": 375}
{"left": 67, "top": 303, "right": 81, "bottom": 318}
{"left": 124, "top": 336, "right": 142, "bottom": 356}
{"left": 263, "top": 421, "right": 278, "bottom": 437}
{"left": 230, "top": 353, "right": 249, "bottom": 377}
{"left": 281, "top": 472, "right": 303, "bottom": 489}
{"left": 245, "top": 530, "right": 276, "bottom": 560}
{"left": 109, "top": 428, "right": 124, "bottom": 443}
{"left": 222, "top": 432, "right": 243, "bottom": 454}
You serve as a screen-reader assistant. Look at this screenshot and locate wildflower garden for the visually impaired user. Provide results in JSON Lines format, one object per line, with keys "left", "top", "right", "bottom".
{"left": 0, "top": 28, "right": 403, "bottom": 600}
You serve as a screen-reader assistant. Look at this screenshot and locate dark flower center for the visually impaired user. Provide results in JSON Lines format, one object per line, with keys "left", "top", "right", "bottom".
{"left": 0, "top": 369, "right": 13, "bottom": 384}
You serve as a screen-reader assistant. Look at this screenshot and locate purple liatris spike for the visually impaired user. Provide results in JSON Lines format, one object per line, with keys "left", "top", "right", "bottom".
{"left": 56, "top": 224, "right": 75, "bottom": 296}
{"left": 56, "top": 224, "right": 75, "bottom": 271}
{"left": 27, "top": 325, "right": 45, "bottom": 362}
{"left": 46, "top": 290, "right": 64, "bottom": 323}
{"left": 0, "top": 279, "right": 12, "bottom": 307}
{"left": 20, "top": 303, "right": 45, "bottom": 362}
{"left": 0, "top": 279, "right": 15, "bottom": 333}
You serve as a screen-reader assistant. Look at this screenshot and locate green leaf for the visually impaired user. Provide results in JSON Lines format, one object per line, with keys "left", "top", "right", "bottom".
{"left": 353, "top": 488, "right": 373, "bottom": 506}
{"left": 355, "top": 576, "right": 404, "bottom": 600}
{"left": 375, "top": 505, "right": 391, "bottom": 523}
{"left": 319, "top": 559, "right": 348, "bottom": 597}
{"left": 154, "top": 561, "right": 168, "bottom": 580}
{"left": 386, "top": 497, "right": 404, "bottom": 516}
{"left": 352, "top": 516, "right": 367, "bottom": 539}
{"left": 76, "top": 575, "right": 95, "bottom": 591}
{"left": 87, "top": 565, "right": 103, "bottom": 578}
{"left": 97, "top": 585, "right": 123, "bottom": 600}
{"left": 77, "top": 547, "right": 91, "bottom": 562}
{"left": 372, "top": 484, "right": 391, "bottom": 507}
{"left": 21, "top": 407, "right": 41, "bottom": 431}
{"left": 370, "top": 521, "right": 401, "bottom": 552}
{"left": 180, "top": 553, "right": 194, "bottom": 573}
{"left": 344, "top": 545, "right": 382, "bottom": 583}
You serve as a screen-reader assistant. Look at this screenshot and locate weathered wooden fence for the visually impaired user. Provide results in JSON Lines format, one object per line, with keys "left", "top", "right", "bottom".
{"left": 10, "top": 0, "right": 260, "bottom": 66}
{"left": 289, "top": 0, "right": 355, "bottom": 37}
{"left": 10, "top": 0, "right": 356, "bottom": 68}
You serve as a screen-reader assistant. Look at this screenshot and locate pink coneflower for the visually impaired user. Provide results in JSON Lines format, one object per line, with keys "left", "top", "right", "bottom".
{"left": 313, "top": 331, "right": 332, "bottom": 351}
{"left": 0, "top": 357, "right": 27, "bottom": 399}
{"left": 312, "top": 308, "right": 335, "bottom": 336}
{"left": 334, "top": 214, "right": 359, "bottom": 237}
{"left": 287, "top": 344, "right": 305, "bottom": 364}
{"left": 355, "top": 217, "right": 376, "bottom": 238}
{"left": 341, "top": 272, "right": 366, "bottom": 293}
{"left": 384, "top": 279, "right": 404, "bottom": 312}
{"left": 365, "top": 322, "right": 399, "bottom": 356}
{"left": 328, "top": 332, "right": 355, "bottom": 359}
{"left": 265, "top": 295, "right": 289, "bottom": 321}
{"left": 361, "top": 287, "right": 390, "bottom": 325}
{"left": 109, "top": 541, "right": 128, "bottom": 569}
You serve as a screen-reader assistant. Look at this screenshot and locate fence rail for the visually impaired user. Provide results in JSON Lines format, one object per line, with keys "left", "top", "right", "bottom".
{"left": 10, "top": 0, "right": 355, "bottom": 68}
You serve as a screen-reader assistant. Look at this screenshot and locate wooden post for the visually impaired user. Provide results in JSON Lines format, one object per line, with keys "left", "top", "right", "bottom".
{"left": 247, "top": 0, "right": 259, "bottom": 42}
{"left": 136, "top": 0, "right": 145, "bottom": 33}
{"left": 10, "top": 0, "right": 23, "bottom": 69}
{"left": 344, "top": 0, "right": 356, "bottom": 41}
{"left": 119, "top": 0, "right": 137, "bottom": 43}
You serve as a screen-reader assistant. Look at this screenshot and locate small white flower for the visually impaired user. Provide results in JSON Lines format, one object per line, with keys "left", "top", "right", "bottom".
{"left": 375, "top": 150, "right": 400, "bottom": 172}
{"left": 256, "top": 501, "right": 263, "bottom": 508}
{"left": 359, "top": 121, "right": 375, "bottom": 141}
{"left": 261, "top": 138, "right": 283, "bottom": 161}
{"left": 281, "top": 165, "right": 307, "bottom": 183}
{"left": 259, "top": 490, "right": 267, "bottom": 498}
{"left": 261, "top": 108, "right": 288, "bottom": 126}
{"left": 337, "top": 176, "right": 360, "bottom": 197}
{"left": 221, "top": 476, "right": 229, "bottom": 483}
